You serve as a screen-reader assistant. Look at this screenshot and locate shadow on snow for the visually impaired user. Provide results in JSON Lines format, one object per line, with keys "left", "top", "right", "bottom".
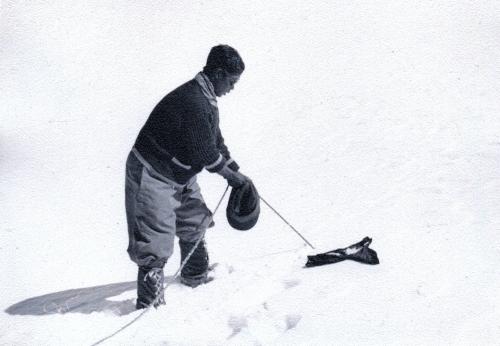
{"left": 5, "top": 281, "right": 138, "bottom": 316}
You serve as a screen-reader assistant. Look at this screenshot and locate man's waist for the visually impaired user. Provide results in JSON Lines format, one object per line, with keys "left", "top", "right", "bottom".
{"left": 133, "top": 141, "right": 201, "bottom": 186}
{"left": 135, "top": 134, "right": 202, "bottom": 169}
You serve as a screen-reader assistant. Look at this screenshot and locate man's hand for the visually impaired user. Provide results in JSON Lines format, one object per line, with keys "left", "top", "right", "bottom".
{"left": 217, "top": 164, "right": 248, "bottom": 188}
{"left": 226, "top": 170, "right": 248, "bottom": 188}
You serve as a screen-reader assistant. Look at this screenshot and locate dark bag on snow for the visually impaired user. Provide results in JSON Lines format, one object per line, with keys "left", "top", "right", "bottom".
{"left": 305, "top": 237, "right": 379, "bottom": 268}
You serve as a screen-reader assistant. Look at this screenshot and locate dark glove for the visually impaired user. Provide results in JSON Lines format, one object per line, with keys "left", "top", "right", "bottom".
{"left": 217, "top": 164, "right": 248, "bottom": 188}
{"left": 226, "top": 171, "right": 248, "bottom": 188}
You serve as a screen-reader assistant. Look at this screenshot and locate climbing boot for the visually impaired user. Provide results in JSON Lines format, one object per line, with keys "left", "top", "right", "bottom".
{"left": 136, "top": 267, "right": 165, "bottom": 309}
{"left": 179, "top": 239, "right": 211, "bottom": 288}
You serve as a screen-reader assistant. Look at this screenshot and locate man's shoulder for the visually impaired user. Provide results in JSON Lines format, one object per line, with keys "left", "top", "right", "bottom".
{"left": 173, "top": 79, "right": 211, "bottom": 112}
{"left": 157, "top": 79, "right": 210, "bottom": 116}
{"left": 168, "top": 79, "right": 202, "bottom": 99}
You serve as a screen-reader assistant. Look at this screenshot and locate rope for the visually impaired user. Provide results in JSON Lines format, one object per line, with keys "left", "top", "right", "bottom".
{"left": 92, "top": 185, "right": 314, "bottom": 345}
{"left": 259, "top": 195, "right": 315, "bottom": 249}
{"left": 91, "top": 185, "right": 230, "bottom": 346}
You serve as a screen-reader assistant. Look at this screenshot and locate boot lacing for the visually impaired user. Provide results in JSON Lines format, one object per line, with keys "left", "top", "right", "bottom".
{"left": 144, "top": 268, "right": 163, "bottom": 296}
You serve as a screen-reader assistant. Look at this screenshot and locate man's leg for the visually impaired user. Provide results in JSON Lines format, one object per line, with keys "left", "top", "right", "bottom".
{"left": 175, "top": 177, "right": 214, "bottom": 287}
{"left": 125, "top": 151, "right": 180, "bottom": 307}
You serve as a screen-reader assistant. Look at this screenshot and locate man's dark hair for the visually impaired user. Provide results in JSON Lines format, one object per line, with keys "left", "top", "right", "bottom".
{"left": 203, "top": 45, "right": 245, "bottom": 75}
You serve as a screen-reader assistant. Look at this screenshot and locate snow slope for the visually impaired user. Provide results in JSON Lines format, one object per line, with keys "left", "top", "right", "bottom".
{"left": 2, "top": 1, "right": 500, "bottom": 345}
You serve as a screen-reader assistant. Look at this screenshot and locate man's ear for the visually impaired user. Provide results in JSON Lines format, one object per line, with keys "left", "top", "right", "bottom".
{"left": 214, "top": 68, "right": 225, "bottom": 81}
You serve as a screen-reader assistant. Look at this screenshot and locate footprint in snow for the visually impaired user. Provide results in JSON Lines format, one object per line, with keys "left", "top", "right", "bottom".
{"left": 227, "top": 315, "right": 248, "bottom": 339}
{"left": 285, "top": 314, "right": 302, "bottom": 330}
{"left": 283, "top": 279, "right": 300, "bottom": 289}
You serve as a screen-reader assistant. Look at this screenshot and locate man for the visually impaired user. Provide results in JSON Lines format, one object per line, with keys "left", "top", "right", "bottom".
{"left": 125, "top": 45, "right": 249, "bottom": 309}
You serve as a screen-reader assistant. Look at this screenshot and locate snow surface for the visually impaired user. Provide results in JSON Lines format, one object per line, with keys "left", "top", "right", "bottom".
{"left": 2, "top": 1, "right": 500, "bottom": 345}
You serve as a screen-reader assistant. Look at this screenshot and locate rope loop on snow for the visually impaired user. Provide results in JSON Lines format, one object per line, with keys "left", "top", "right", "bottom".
{"left": 91, "top": 185, "right": 230, "bottom": 346}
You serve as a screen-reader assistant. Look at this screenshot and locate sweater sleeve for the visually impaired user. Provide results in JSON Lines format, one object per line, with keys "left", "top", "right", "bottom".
{"left": 183, "top": 105, "right": 227, "bottom": 173}
{"left": 216, "top": 128, "right": 240, "bottom": 171}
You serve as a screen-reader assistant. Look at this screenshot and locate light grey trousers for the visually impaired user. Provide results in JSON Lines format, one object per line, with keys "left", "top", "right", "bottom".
{"left": 125, "top": 150, "right": 213, "bottom": 268}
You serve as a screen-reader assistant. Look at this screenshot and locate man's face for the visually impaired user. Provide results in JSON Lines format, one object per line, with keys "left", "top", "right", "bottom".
{"left": 213, "top": 70, "right": 241, "bottom": 97}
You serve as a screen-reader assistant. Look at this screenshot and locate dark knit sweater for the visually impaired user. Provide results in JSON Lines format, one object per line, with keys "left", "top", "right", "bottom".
{"left": 134, "top": 76, "right": 238, "bottom": 184}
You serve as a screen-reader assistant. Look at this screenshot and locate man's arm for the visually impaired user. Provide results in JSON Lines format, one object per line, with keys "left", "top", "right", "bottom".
{"left": 184, "top": 107, "right": 246, "bottom": 187}
{"left": 216, "top": 128, "right": 240, "bottom": 172}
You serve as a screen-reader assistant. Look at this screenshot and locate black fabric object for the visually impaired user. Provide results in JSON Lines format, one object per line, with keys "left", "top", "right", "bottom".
{"left": 305, "top": 237, "right": 379, "bottom": 268}
{"left": 226, "top": 180, "right": 260, "bottom": 231}
{"left": 136, "top": 267, "right": 165, "bottom": 309}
